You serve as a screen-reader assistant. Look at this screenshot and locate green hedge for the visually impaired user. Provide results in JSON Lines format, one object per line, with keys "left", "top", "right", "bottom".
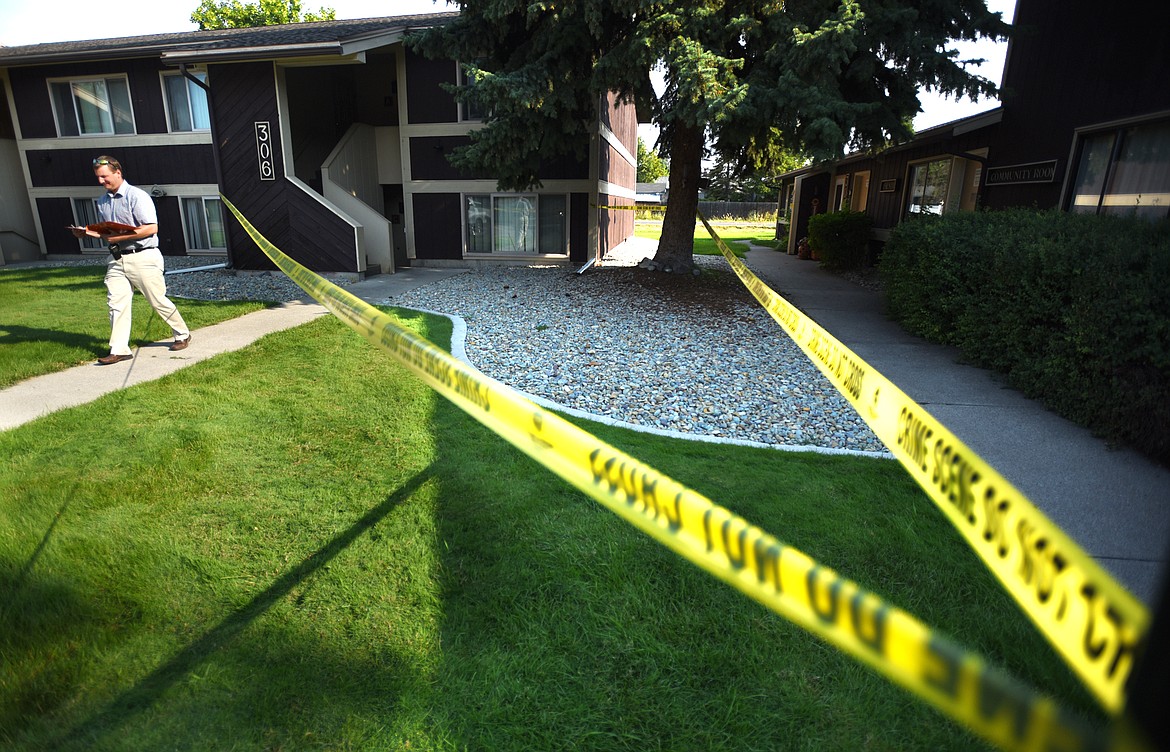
{"left": 807, "top": 210, "right": 872, "bottom": 270}
{"left": 881, "top": 209, "right": 1170, "bottom": 467}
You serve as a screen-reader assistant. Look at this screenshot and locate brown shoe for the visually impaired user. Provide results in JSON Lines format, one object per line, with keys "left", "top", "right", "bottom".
{"left": 97, "top": 353, "right": 133, "bottom": 365}
{"left": 170, "top": 335, "right": 191, "bottom": 351}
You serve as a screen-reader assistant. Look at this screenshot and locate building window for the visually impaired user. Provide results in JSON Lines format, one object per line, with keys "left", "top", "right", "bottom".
{"left": 72, "top": 198, "right": 104, "bottom": 250}
{"left": 163, "top": 72, "right": 210, "bottom": 132}
{"left": 466, "top": 195, "right": 491, "bottom": 253}
{"left": 494, "top": 196, "right": 535, "bottom": 253}
{"left": 538, "top": 195, "right": 567, "bottom": 254}
{"left": 465, "top": 193, "right": 567, "bottom": 254}
{"left": 906, "top": 157, "right": 953, "bottom": 216}
{"left": 1068, "top": 118, "right": 1170, "bottom": 219}
{"left": 457, "top": 63, "right": 485, "bottom": 122}
{"left": 850, "top": 171, "right": 870, "bottom": 212}
{"left": 50, "top": 77, "right": 135, "bottom": 136}
{"left": 182, "top": 197, "right": 227, "bottom": 251}
{"left": 832, "top": 175, "right": 848, "bottom": 210}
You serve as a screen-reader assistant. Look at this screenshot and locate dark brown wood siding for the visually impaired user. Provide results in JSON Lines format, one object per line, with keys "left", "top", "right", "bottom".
{"left": 984, "top": 0, "right": 1170, "bottom": 209}
{"left": 857, "top": 164, "right": 900, "bottom": 230}
{"left": 570, "top": 192, "right": 588, "bottom": 262}
{"left": 598, "top": 142, "right": 635, "bottom": 192}
{"left": 8, "top": 57, "right": 170, "bottom": 138}
{"left": 409, "top": 135, "right": 588, "bottom": 182}
{"left": 413, "top": 193, "right": 462, "bottom": 259}
{"left": 153, "top": 197, "right": 187, "bottom": 256}
{"left": 597, "top": 195, "right": 634, "bottom": 262}
{"left": 211, "top": 61, "right": 358, "bottom": 273}
{"left": 355, "top": 52, "right": 400, "bottom": 127}
{"left": 37, "top": 197, "right": 81, "bottom": 255}
{"left": 600, "top": 91, "right": 637, "bottom": 147}
{"left": 405, "top": 50, "right": 457, "bottom": 125}
{"left": 26, "top": 145, "right": 216, "bottom": 188}
{"left": 9, "top": 65, "right": 56, "bottom": 138}
{"left": 410, "top": 136, "right": 482, "bottom": 180}
{"left": 538, "top": 150, "right": 588, "bottom": 181}
{"left": 0, "top": 81, "right": 14, "bottom": 139}
{"left": 596, "top": 91, "right": 636, "bottom": 259}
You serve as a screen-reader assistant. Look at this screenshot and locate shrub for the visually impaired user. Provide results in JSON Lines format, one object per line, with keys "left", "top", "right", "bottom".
{"left": 807, "top": 210, "right": 873, "bottom": 270}
{"left": 881, "top": 209, "right": 1170, "bottom": 466}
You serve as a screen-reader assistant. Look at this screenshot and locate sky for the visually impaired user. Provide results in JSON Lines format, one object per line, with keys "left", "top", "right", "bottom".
{"left": 0, "top": 0, "right": 1013, "bottom": 137}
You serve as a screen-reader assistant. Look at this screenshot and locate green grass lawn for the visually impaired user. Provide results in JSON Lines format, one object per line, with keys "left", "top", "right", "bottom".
{"left": 0, "top": 265, "right": 270, "bottom": 388}
{"left": 0, "top": 298, "right": 1104, "bottom": 750}
{"left": 634, "top": 220, "right": 779, "bottom": 257}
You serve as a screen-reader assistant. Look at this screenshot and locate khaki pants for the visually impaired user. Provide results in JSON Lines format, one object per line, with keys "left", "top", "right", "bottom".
{"left": 105, "top": 249, "right": 189, "bottom": 355}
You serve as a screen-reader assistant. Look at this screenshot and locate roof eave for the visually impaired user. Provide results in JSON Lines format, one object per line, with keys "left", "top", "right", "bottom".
{"left": 816, "top": 106, "right": 1007, "bottom": 169}
{"left": 0, "top": 14, "right": 454, "bottom": 68}
{"left": 776, "top": 164, "right": 828, "bottom": 180}
{"left": 337, "top": 27, "right": 411, "bottom": 54}
{"left": 161, "top": 41, "right": 344, "bottom": 65}
{"left": 0, "top": 47, "right": 163, "bottom": 67}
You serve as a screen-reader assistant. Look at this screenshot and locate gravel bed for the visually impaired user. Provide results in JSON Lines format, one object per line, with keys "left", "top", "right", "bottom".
{"left": 35, "top": 252, "right": 886, "bottom": 455}
{"left": 162, "top": 256, "right": 326, "bottom": 302}
{"left": 388, "top": 254, "right": 886, "bottom": 455}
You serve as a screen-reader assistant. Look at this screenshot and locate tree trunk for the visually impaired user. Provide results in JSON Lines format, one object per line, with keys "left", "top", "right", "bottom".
{"left": 653, "top": 121, "right": 704, "bottom": 274}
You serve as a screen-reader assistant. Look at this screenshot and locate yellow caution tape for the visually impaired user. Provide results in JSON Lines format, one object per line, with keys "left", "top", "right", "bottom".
{"left": 222, "top": 196, "right": 1142, "bottom": 752}
{"left": 696, "top": 211, "right": 1150, "bottom": 715}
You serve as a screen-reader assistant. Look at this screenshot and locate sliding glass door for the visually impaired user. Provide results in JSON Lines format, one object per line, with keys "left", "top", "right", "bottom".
{"left": 465, "top": 193, "right": 568, "bottom": 255}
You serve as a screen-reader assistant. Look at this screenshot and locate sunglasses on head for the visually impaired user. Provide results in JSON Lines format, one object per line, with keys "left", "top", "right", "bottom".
{"left": 93, "top": 158, "right": 112, "bottom": 166}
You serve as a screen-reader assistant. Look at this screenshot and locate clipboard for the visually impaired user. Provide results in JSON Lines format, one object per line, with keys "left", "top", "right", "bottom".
{"left": 84, "top": 221, "right": 137, "bottom": 234}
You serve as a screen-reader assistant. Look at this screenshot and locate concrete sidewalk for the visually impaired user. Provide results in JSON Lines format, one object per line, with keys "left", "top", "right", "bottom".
{"left": 741, "top": 246, "right": 1169, "bottom": 606}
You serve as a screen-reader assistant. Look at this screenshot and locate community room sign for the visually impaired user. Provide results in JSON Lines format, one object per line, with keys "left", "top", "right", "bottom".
{"left": 985, "top": 160, "right": 1058, "bottom": 186}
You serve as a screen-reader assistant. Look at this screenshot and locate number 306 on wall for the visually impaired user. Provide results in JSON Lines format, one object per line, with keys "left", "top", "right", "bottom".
{"left": 255, "top": 121, "right": 275, "bottom": 181}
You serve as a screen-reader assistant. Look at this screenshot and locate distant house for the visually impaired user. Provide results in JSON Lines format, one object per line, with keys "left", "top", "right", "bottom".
{"left": 0, "top": 14, "right": 638, "bottom": 273}
{"left": 775, "top": 0, "right": 1170, "bottom": 255}
{"left": 636, "top": 181, "right": 668, "bottom": 205}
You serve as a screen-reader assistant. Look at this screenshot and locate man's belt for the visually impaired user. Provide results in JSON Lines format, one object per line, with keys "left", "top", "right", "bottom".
{"left": 109, "top": 242, "right": 149, "bottom": 259}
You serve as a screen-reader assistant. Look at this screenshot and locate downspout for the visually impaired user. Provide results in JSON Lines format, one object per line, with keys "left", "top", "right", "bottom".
{"left": 180, "top": 63, "right": 231, "bottom": 268}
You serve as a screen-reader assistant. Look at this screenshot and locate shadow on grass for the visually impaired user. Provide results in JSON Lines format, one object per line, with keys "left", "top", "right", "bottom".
{"left": 422, "top": 396, "right": 1105, "bottom": 749}
{"left": 0, "top": 576, "right": 108, "bottom": 738}
{"left": 1, "top": 266, "right": 104, "bottom": 290}
{"left": 423, "top": 407, "right": 877, "bottom": 749}
{"left": 0, "top": 324, "right": 106, "bottom": 353}
{"left": 4, "top": 473, "right": 85, "bottom": 603}
{"left": 2, "top": 388, "right": 145, "bottom": 605}
{"left": 52, "top": 466, "right": 435, "bottom": 750}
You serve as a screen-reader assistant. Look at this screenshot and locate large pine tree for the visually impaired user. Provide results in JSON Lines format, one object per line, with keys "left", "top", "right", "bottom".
{"left": 409, "top": 0, "right": 1007, "bottom": 272}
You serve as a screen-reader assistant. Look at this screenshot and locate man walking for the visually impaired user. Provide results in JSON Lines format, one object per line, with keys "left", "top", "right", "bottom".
{"left": 71, "top": 156, "right": 192, "bottom": 365}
